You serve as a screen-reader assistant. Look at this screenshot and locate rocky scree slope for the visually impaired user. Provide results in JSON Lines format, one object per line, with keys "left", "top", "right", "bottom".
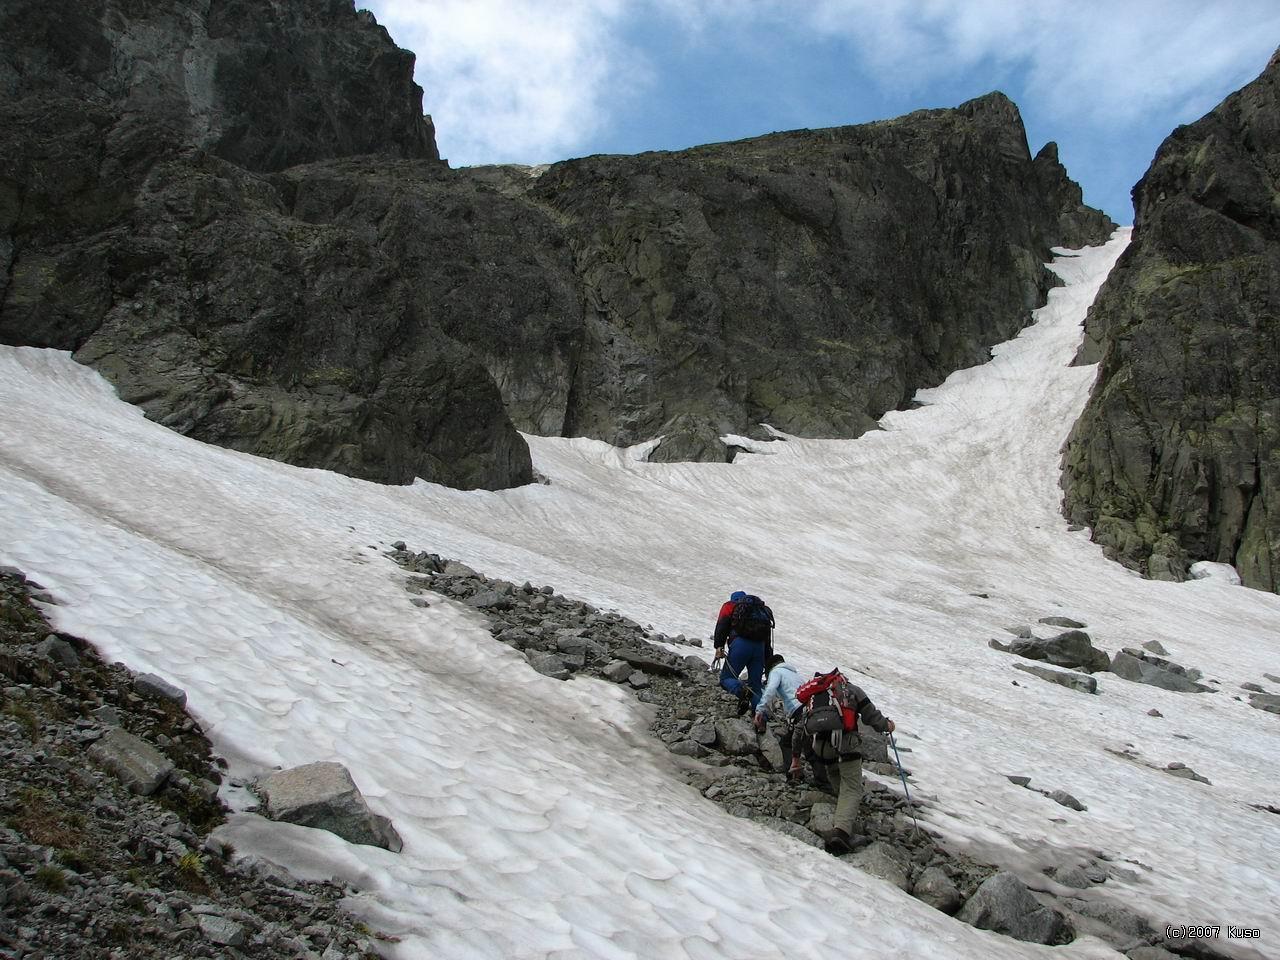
{"left": 1062, "top": 48, "right": 1280, "bottom": 592}
{"left": 0, "top": 0, "right": 1112, "bottom": 486}
{"left": 0, "top": 568, "right": 388, "bottom": 960}
{"left": 386, "top": 543, "right": 1242, "bottom": 959}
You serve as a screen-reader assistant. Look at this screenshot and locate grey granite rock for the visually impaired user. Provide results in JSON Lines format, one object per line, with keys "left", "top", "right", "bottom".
{"left": 1062, "top": 49, "right": 1280, "bottom": 593}
{"left": 912, "top": 865, "right": 963, "bottom": 912}
{"left": 134, "top": 672, "right": 187, "bottom": 707}
{"left": 1109, "top": 650, "right": 1212, "bottom": 693}
{"left": 257, "top": 761, "right": 402, "bottom": 852}
{"left": 957, "top": 872, "right": 1074, "bottom": 944}
{"left": 1012, "top": 662, "right": 1099, "bottom": 694}
{"left": 87, "top": 728, "right": 174, "bottom": 796}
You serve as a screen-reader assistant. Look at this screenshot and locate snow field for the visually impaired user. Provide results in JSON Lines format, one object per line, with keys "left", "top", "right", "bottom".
{"left": 1, "top": 229, "right": 1277, "bottom": 958}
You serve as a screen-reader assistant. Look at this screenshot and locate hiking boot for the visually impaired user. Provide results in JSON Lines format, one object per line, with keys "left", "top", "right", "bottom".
{"left": 822, "top": 829, "right": 852, "bottom": 855}
{"left": 735, "top": 690, "right": 751, "bottom": 717}
{"left": 846, "top": 833, "right": 872, "bottom": 853}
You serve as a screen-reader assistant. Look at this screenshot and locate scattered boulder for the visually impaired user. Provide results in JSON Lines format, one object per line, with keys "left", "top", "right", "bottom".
{"left": 1059, "top": 897, "right": 1154, "bottom": 940}
{"left": 1001, "top": 630, "right": 1110, "bottom": 673}
{"left": 1047, "top": 789, "right": 1086, "bottom": 811}
{"left": 1163, "top": 763, "right": 1211, "bottom": 785}
{"left": 526, "top": 651, "right": 571, "bottom": 680}
{"left": 1006, "top": 775, "right": 1032, "bottom": 787}
{"left": 1052, "top": 865, "right": 1092, "bottom": 889}
{"left": 613, "top": 647, "right": 683, "bottom": 676}
{"left": 1012, "top": 662, "right": 1098, "bottom": 694}
{"left": 627, "top": 671, "right": 650, "bottom": 689}
{"left": 957, "top": 872, "right": 1074, "bottom": 944}
{"left": 34, "top": 635, "right": 78, "bottom": 667}
{"left": 757, "top": 818, "right": 823, "bottom": 848}
{"left": 668, "top": 741, "right": 708, "bottom": 758}
{"left": 1109, "top": 649, "right": 1212, "bottom": 692}
{"left": 806, "top": 802, "right": 837, "bottom": 836}
{"left": 198, "top": 914, "right": 247, "bottom": 947}
{"left": 87, "top": 728, "right": 175, "bottom": 796}
{"left": 1141, "top": 640, "right": 1169, "bottom": 656}
{"left": 1038, "top": 616, "right": 1086, "bottom": 629}
{"left": 1249, "top": 693, "right": 1280, "bottom": 715}
{"left": 256, "top": 761, "right": 403, "bottom": 852}
{"left": 849, "top": 841, "right": 911, "bottom": 891}
{"left": 713, "top": 719, "right": 760, "bottom": 756}
{"left": 602, "top": 660, "right": 632, "bottom": 682}
{"left": 689, "top": 723, "right": 718, "bottom": 747}
{"left": 912, "top": 865, "right": 963, "bottom": 912}
{"left": 134, "top": 672, "right": 188, "bottom": 706}
{"left": 1004, "top": 625, "right": 1034, "bottom": 639}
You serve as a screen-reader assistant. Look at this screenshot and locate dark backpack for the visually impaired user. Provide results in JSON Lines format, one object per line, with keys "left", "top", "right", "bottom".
{"left": 796, "top": 669, "right": 857, "bottom": 735}
{"left": 730, "top": 595, "right": 774, "bottom": 642}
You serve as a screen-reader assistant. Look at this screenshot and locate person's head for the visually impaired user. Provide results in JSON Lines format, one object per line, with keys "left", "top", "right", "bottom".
{"left": 730, "top": 590, "right": 747, "bottom": 602}
{"left": 765, "top": 654, "right": 785, "bottom": 674}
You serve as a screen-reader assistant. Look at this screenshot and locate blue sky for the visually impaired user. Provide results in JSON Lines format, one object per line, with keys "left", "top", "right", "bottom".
{"left": 364, "top": 1, "right": 1280, "bottom": 223}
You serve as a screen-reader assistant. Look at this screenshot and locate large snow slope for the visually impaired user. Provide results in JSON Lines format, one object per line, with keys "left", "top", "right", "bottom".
{"left": 1, "top": 231, "right": 1277, "bottom": 959}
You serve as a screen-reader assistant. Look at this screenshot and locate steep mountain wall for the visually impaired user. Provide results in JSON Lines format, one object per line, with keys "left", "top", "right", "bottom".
{"left": 458, "top": 97, "right": 1115, "bottom": 460}
{"left": 1, "top": 0, "right": 1113, "bottom": 488}
{"left": 1062, "top": 50, "right": 1280, "bottom": 591}
{"left": 0, "top": 0, "right": 532, "bottom": 490}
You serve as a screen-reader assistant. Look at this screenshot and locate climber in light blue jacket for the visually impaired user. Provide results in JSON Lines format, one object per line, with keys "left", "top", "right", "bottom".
{"left": 753, "top": 654, "right": 805, "bottom": 779}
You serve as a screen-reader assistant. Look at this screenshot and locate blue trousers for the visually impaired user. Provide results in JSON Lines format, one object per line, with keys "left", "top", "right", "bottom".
{"left": 719, "top": 636, "right": 767, "bottom": 709}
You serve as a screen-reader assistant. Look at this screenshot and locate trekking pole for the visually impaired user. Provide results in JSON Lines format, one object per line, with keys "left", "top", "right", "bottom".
{"left": 889, "top": 731, "right": 922, "bottom": 839}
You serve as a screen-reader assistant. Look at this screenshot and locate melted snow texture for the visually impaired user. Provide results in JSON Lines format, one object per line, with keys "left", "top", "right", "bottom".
{"left": 1, "top": 231, "right": 1277, "bottom": 959}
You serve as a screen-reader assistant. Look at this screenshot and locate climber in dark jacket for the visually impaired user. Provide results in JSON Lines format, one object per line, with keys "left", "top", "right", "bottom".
{"left": 713, "top": 591, "right": 773, "bottom": 714}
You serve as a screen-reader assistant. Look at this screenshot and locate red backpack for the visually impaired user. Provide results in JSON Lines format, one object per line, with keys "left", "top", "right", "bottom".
{"left": 796, "top": 669, "right": 857, "bottom": 734}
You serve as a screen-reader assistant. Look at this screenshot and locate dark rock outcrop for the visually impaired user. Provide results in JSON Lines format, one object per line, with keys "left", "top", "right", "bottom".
{"left": 498, "top": 96, "right": 1115, "bottom": 458}
{"left": 1033, "top": 142, "right": 1118, "bottom": 249}
{"left": 1062, "top": 48, "right": 1280, "bottom": 591}
{"left": 0, "top": 0, "right": 531, "bottom": 490}
{"left": 2, "top": 0, "right": 1111, "bottom": 486}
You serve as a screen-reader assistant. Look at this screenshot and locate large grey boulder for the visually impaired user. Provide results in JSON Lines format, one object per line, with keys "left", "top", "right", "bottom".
{"left": 714, "top": 719, "right": 760, "bottom": 756}
{"left": 88, "top": 728, "right": 174, "bottom": 796}
{"left": 957, "top": 871, "right": 1074, "bottom": 944}
{"left": 849, "top": 842, "right": 911, "bottom": 891}
{"left": 1250, "top": 692, "right": 1280, "bottom": 715}
{"left": 1062, "top": 49, "right": 1280, "bottom": 593}
{"left": 1109, "top": 649, "right": 1212, "bottom": 692}
{"left": 1001, "top": 630, "right": 1110, "bottom": 672}
{"left": 912, "top": 865, "right": 963, "bottom": 913}
{"left": 257, "top": 761, "right": 403, "bottom": 852}
{"left": 134, "top": 672, "right": 187, "bottom": 706}
{"left": 1012, "top": 662, "right": 1099, "bottom": 694}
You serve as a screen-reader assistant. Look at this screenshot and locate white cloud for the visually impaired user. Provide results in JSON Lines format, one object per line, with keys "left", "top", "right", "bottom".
{"left": 363, "top": 0, "right": 645, "bottom": 165}
{"left": 789, "top": 0, "right": 1280, "bottom": 128}
{"left": 361, "top": 0, "right": 1280, "bottom": 164}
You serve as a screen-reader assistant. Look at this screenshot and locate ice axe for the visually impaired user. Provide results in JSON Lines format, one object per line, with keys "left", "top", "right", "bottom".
{"left": 889, "top": 730, "right": 923, "bottom": 839}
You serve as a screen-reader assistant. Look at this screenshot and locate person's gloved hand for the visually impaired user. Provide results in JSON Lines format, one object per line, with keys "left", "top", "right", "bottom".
{"left": 753, "top": 713, "right": 766, "bottom": 733}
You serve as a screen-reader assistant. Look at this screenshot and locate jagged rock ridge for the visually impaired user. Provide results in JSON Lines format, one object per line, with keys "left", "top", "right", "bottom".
{"left": 1, "top": 0, "right": 1112, "bottom": 487}
{"left": 1062, "top": 48, "right": 1280, "bottom": 591}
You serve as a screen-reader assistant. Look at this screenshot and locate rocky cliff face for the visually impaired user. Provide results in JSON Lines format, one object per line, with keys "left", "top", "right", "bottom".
{"left": 0, "top": 0, "right": 532, "bottom": 490}
{"left": 2, "top": 0, "right": 1112, "bottom": 488}
{"left": 1062, "top": 50, "right": 1280, "bottom": 591}
{"left": 455, "top": 96, "right": 1115, "bottom": 461}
